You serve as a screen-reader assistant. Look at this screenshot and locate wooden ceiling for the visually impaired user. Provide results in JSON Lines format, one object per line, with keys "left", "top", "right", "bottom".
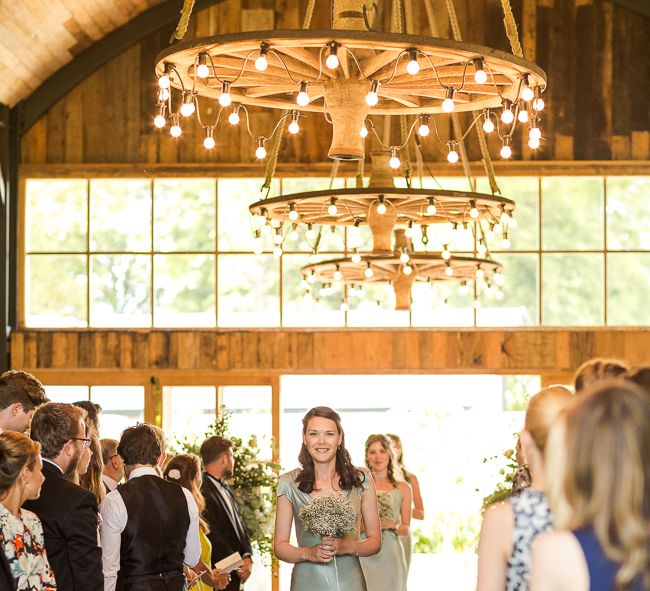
{"left": 0, "top": 0, "right": 163, "bottom": 107}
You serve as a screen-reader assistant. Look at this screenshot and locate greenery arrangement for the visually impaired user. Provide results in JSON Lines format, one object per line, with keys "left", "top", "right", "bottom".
{"left": 480, "top": 446, "right": 520, "bottom": 512}
{"left": 176, "top": 408, "right": 281, "bottom": 560}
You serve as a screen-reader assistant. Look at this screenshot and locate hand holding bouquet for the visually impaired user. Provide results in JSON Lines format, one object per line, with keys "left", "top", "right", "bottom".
{"left": 299, "top": 493, "right": 358, "bottom": 538}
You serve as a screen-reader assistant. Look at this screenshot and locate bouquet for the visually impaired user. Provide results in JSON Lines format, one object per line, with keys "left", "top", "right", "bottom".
{"left": 377, "top": 492, "right": 395, "bottom": 520}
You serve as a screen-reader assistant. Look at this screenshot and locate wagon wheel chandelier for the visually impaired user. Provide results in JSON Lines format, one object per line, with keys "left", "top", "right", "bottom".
{"left": 301, "top": 229, "right": 504, "bottom": 311}
{"left": 153, "top": 0, "right": 548, "bottom": 162}
{"left": 248, "top": 151, "right": 516, "bottom": 258}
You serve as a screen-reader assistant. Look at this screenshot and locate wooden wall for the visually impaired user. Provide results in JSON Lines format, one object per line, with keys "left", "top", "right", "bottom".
{"left": 11, "top": 329, "right": 650, "bottom": 374}
{"left": 19, "top": 0, "right": 650, "bottom": 166}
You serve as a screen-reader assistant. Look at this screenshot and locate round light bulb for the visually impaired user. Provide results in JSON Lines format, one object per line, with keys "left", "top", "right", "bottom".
{"left": 400, "top": 252, "right": 410, "bottom": 264}
{"left": 328, "top": 202, "right": 338, "bottom": 216}
{"left": 501, "top": 109, "right": 514, "bottom": 124}
{"left": 509, "top": 217, "right": 518, "bottom": 229}
{"left": 219, "top": 92, "right": 232, "bottom": 107}
{"left": 501, "top": 210, "right": 511, "bottom": 223}
{"left": 376, "top": 201, "right": 387, "bottom": 215}
{"left": 529, "top": 127, "right": 542, "bottom": 141}
{"left": 364, "top": 266, "right": 374, "bottom": 278}
{"left": 494, "top": 222, "right": 503, "bottom": 234}
{"left": 405, "top": 224, "right": 415, "bottom": 238}
{"left": 403, "top": 265, "right": 413, "bottom": 275}
{"left": 389, "top": 155, "right": 401, "bottom": 169}
{"left": 303, "top": 291, "right": 313, "bottom": 302}
{"left": 158, "top": 74, "right": 171, "bottom": 89}
{"left": 255, "top": 55, "right": 268, "bottom": 72}
{"left": 482, "top": 117, "right": 495, "bottom": 133}
{"left": 473, "top": 299, "right": 481, "bottom": 309}
{"left": 477, "top": 242, "right": 487, "bottom": 256}
{"left": 521, "top": 86, "right": 534, "bottom": 102}
{"left": 366, "top": 91, "right": 379, "bottom": 107}
{"left": 203, "top": 136, "right": 215, "bottom": 150}
{"left": 289, "top": 228, "right": 299, "bottom": 241}
{"left": 196, "top": 63, "right": 210, "bottom": 79}
{"left": 351, "top": 252, "right": 361, "bottom": 264}
{"left": 502, "top": 238, "right": 511, "bottom": 249}
{"left": 407, "top": 58, "right": 420, "bottom": 75}
{"left": 255, "top": 145, "right": 267, "bottom": 159}
{"left": 273, "top": 245, "right": 283, "bottom": 257}
{"left": 306, "top": 226, "right": 316, "bottom": 240}
{"left": 307, "top": 272, "right": 317, "bottom": 284}
{"left": 518, "top": 109, "right": 529, "bottom": 123}
{"left": 288, "top": 120, "right": 300, "bottom": 135}
{"left": 486, "top": 227, "right": 495, "bottom": 239}
{"left": 445, "top": 265, "right": 454, "bottom": 277}
{"left": 296, "top": 85, "right": 309, "bottom": 106}
{"left": 494, "top": 272, "right": 505, "bottom": 286}
{"left": 442, "top": 247, "right": 451, "bottom": 260}
{"left": 500, "top": 144, "right": 512, "bottom": 159}
{"left": 180, "top": 101, "right": 195, "bottom": 117}
{"left": 474, "top": 69, "right": 488, "bottom": 84}
{"left": 273, "top": 231, "right": 283, "bottom": 245}
{"left": 447, "top": 149, "right": 459, "bottom": 164}
{"left": 476, "top": 267, "right": 485, "bottom": 279}
{"left": 533, "top": 97, "right": 545, "bottom": 111}
{"left": 360, "top": 124, "right": 369, "bottom": 138}
{"left": 459, "top": 282, "right": 469, "bottom": 295}
{"left": 470, "top": 206, "right": 479, "bottom": 219}
{"left": 170, "top": 124, "right": 182, "bottom": 138}
{"left": 340, "top": 301, "right": 350, "bottom": 312}
{"left": 158, "top": 88, "right": 170, "bottom": 102}
{"left": 418, "top": 123, "right": 430, "bottom": 137}
{"left": 326, "top": 53, "right": 340, "bottom": 69}
{"left": 253, "top": 242, "right": 263, "bottom": 256}
{"left": 442, "top": 98, "right": 455, "bottom": 113}
{"left": 154, "top": 114, "right": 166, "bottom": 128}
{"left": 333, "top": 269, "right": 343, "bottom": 281}
{"left": 426, "top": 202, "right": 437, "bottom": 216}
{"left": 528, "top": 137, "right": 540, "bottom": 150}
{"left": 228, "top": 111, "right": 240, "bottom": 125}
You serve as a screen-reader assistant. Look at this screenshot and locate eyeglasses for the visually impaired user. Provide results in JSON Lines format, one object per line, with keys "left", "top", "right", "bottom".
{"left": 70, "top": 437, "right": 91, "bottom": 449}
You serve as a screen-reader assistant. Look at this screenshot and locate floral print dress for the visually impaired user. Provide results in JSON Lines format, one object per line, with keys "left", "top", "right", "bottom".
{"left": 0, "top": 503, "right": 56, "bottom": 590}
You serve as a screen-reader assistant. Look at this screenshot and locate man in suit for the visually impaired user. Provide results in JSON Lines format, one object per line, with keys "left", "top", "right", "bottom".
{"left": 100, "top": 423, "right": 205, "bottom": 591}
{"left": 100, "top": 438, "right": 124, "bottom": 493}
{"left": 23, "top": 402, "right": 103, "bottom": 591}
{"left": 200, "top": 436, "right": 253, "bottom": 591}
{"left": 0, "top": 370, "right": 49, "bottom": 433}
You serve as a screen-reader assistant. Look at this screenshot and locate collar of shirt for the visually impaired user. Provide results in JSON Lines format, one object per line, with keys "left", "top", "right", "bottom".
{"left": 127, "top": 466, "right": 159, "bottom": 480}
{"left": 205, "top": 472, "right": 226, "bottom": 487}
{"left": 102, "top": 474, "right": 120, "bottom": 490}
{"left": 42, "top": 458, "right": 64, "bottom": 475}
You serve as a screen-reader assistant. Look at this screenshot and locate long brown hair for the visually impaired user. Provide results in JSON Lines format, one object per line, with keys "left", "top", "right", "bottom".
{"left": 296, "top": 406, "right": 364, "bottom": 494}
{"left": 387, "top": 433, "right": 412, "bottom": 482}
{"left": 365, "top": 434, "right": 399, "bottom": 485}
{"left": 79, "top": 434, "right": 106, "bottom": 505}
{"left": 547, "top": 380, "right": 650, "bottom": 590}
{"left": 164, "top": 454, "right": 209, "bottom": 533}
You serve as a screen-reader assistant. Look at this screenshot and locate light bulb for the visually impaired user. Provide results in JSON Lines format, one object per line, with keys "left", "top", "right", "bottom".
{"left": 533, "top": 95, "right": 545, "bottom": 111}
{"left": 521, "top": 85, "right": 534, "bottom": 102}
{"left": 333, "top": 266, "right": 343, "bottom": 282}
{"left": 219, "top": 81, "right": 232, "bottom": 107}
{"left": 366, "top": 80, "right": 380, "bottom": 106}
{"left": 273, "top": 230, "right": 283, "bottom": 245}
{"left": 196, "top": 53, "right": 209, "bottom": 78}
{"left": 482, "top": 115, "right": 495, "bottom": 133}
{"left": 442, "top": 245, "right": 451, "bottom": 260}
{"left": 501, "top": 209, "right": 511, "bottom": 223}
{"left": 469, "top": 201, "right": 479, "bottom": 219}
{"left": 153, "top": 113, "right": 166, "bottom": 128}
{"left": 459, "top": 282, "right": 469, "bottom": 295}
{"left": 500, "top": 140, "right": 512, "bottom": 159}
{"left": 376, "top": 199, "right": 387, "bottom": 215}
{"left": 473, "top": 298, "right": 481, "bottom": 309}
{"left": 158, "top": 73, "right": 171, "bottom": 89}
{"left": 255, "top": 139, "right": 267, "bottom": 159}
{"left": 403, "top": 264, "right": 413, "bottom": 275}
{"left": 406, "top": 49, "right": 420, "bottom": 75}
{"left": 400, "top": 251, "right": 410, "bottom": 264}
{"left": 255, "top": 44, "right": 269, "bottom": 72}
{"left": 477, "top": 242, "right": 487, "bottom": 256}
{"left": 442, "top": 88, "right": 456, "bottom": 112}
{"left": 228, "top": 108, "right": 240, "bottom": 125}
{"left": 288, "top": 225, "right": 299, "bottom": 241}
{"left": 418, "top": 122, "right": 430, "bottom": 137}
{"left": 328, "top": 199, "right": 338, "bottom": 216}
{"left": 307, "top": 271, "right": 317, "bottom": 284}
{"left": 502, "top": 237, "right": 511, "bottom": 249}
{"left": 306, "top": 224, "right": 316, "bottom": 240}
{"left": 303, "top": 291, "right": 313, "bottom": 302}
{"left": 170, "top": 116, "right": 182, "bottom": 138}
{"left": 528, "top": 137, "right": 540, "bottom": 150}
{"left": 509, "top": 217, "right": 518, "bottom": 229}
{"left": 180, "top": 102, "right": 194, "bottom": 117}
{"left": 340, "top": 301, "right": 350, "bottom": 312}
{"left": 473, "top": 58, "right": 487, "bottom": 84}
{"left": 273, "top": 245, "right": 283, "bottom": 257}
{"left": 405, "top": 222, "right": 415, "bottom": 238}
{"left": 518, "top": 103, "right": 529, "bottom": 123}
{"left": 203, "top": 135, "right": 215, "bottom": 150}
{"left": 476, "top": 266, "right": 485, "bottom": 279}
{"left": 364, "top": 264, "right": 374, "bottom": 278}
{"left": 296, "top": 81, "right": 309, "bottom": 107}
{"left": 326, "top": 43, "right": 339, "bottom": 69}
{"left": 351, "top": 251, "right": 361, "bottom": 264}
{"left": 501, "top": 100, "right": 514, "bottom": 124}
{"left": 445, "top": 264, "right": 454, "bottom": 276}
{"left": 253, "top": 233, "right": 263, "bottom": 255}
{"left": 360, "top": 124, "right": 369, "bottom": 138}
{"left": 494, "top": 272, "right": 505, "bottom": 286}
{"left": 426, "top": 198, "right": 437, "bottom": 216}
{"left": 447, "top": 145, "right": 459, "bottom": 164}
{"left": 288, "top": 120, "right": 300, "bottom": 135}
{"left": 529, "top": 126, "right": 542, "bottom": 141}
{"left": 158, "top": 88, "right": 170, "bottom": 102}
{"left": 486, "top": 225, "right": 495, "bottom": 239}
{"left": 288, "top": 204, "right": 298, "bottom": 221}
{"left": 389, "top": 148, "right": 401, "bottom": 169}
{"left": 494, "top": 222, "right": 503, "bottom": 234}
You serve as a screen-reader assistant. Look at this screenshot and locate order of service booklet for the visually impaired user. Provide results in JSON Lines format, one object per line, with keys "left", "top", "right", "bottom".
{"left": 215, "top": 551, "right": 244, "bottom": 574}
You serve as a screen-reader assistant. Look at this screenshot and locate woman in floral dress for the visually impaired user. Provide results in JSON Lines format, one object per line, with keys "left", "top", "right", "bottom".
{"left": 0, "top": 430, "right": 56, "bottom": 591}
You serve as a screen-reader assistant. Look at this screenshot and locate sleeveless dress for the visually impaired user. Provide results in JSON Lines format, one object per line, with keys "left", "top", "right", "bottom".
{"left": 277, "top": 468, "right": 369, "bottom": 591}
{"left": 196, "top": 530, "right": 212, "bottom": 591}
{"left": 360, "top": 488, "right": 407, "bottom": 591}
{"left": 573, "top": 527, "right": 644, "bottom": 591}
{"left": 505, "top": 488, "right": 553, "bottom": 591}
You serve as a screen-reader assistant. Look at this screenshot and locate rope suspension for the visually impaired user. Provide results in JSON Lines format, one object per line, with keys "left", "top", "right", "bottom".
{"left": 501, "top": 0, "right": 524, "bottom": 58}
{"left": 170, "top": 0, "right": 196, "bottom": 42}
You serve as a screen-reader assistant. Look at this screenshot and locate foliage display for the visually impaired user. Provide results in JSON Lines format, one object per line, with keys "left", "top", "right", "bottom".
{"left": 298, "top": 494, "right": 358, "bottom": 538}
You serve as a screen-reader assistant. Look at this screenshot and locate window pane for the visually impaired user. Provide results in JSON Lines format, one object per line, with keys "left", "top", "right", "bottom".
{"left": 218, "top": 255, "right": 280, "bottom": 327}
{"left": 26, "top": 255, "right": 87, "bottom": 327}
{"left": 477, "top": 254, "right": 538, "bottom": 326}
{"left": 26, "top": 179, "right": 87, "bottom": 252}
{"left": 221, "top": 386, "right": 273, "bottom": 457}
{"left": 44, "top": 386, "right": 89, "bottom": 404}
{"left": 90, "top": 179, "right": 151, "bottom": 251}
{"left": 91, "top": 386, "right": 145, "bottom": 441}
{"left": 607, "top": 253, "right": 650, "bottom": 325}
{"left": 163, "top": 386, "right": 216, "bottom": 446}
{"left": 154, "top": 254, "right": 216, "bottom": 327}
{"left": 542, "top": 254, "right": 604, "bottom": 325}
{"left": 541, "top": 178, "right": 603, "bottom": 250}
{"left": 282, "top": 254, "right": 345, "bottom": 327}
{"left": 411, "top": 281, "right": 473, "bottom": 327}
{"left": 477, "top": 177, "right": 539, "bottom": 250}
{"left": 346, "top": 283, "right": 410, "bottom": 327}
{"left": 606, "top": 177, "right": 650, "bottom": 250}
{"left": 218, "top": 178, "right": 279, "bottom": 251}
{"left": 154, "top": 179, "right": 216, "bottom": 251}
{"left": 90, "top": 255, "right": 151, "bottom": 327}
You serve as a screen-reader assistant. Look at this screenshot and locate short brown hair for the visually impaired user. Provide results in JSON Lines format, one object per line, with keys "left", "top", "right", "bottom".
{"left": 0, "top": 431, "right": 41, "bottom": 494}
{"left": 574, "top": 358, "right": 629, "bottom": 392}
{"left": 100, "top": 438, "right": 119, "bottom": 465}
{"left": 118, "top": 424, "right": 161, "bottom": 466}
{"left": 30, "top": 402, "right": 86, "bottom": 459}
{"left": 629, "top": 367, "right": 650, "bottom": 395}
{"left": 199, "top": 436, "right": 232, "bottom": 466}
{"left": 0, "top": 370, "right": 49, "bottom": 411}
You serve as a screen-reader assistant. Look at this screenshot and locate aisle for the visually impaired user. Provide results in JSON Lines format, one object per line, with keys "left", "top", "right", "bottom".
{"left": 408, "top": 553, "right": 476, "bottom": 591}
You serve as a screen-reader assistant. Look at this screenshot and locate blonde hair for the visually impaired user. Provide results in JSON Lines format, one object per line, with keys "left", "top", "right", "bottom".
{"left": 573, "top": 357, "right": 629, "bottom": 393}
{"left": 546, "top": 380, "right": 650, "bottom": 590}
{"left": 524, "top": 386, "right": 573, "bottom": 455}
{"left": 0, "top": 431, "right": 41, "bottom": 496}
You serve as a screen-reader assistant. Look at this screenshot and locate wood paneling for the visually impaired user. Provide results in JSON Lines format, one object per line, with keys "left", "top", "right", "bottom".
{"left": 11, "top": 329, "right": 650, "bottom": 374}
{"left": 17, "top": 0, "right": 650, "bottom": 166}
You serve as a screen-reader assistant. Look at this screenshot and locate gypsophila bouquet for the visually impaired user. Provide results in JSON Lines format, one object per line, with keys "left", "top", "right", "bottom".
{"left": 299, "top": 494, "right": 358, "bottom": 538}
{"left": 377, "top": 491, "right": 395, "bottom": 520}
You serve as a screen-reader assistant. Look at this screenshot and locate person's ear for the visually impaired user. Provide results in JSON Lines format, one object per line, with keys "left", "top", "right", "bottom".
{"left": 21, "top": 466, "right": 30, "bottom": 486}
{"left": 11, "top": 403, "right": 22, "bottom": 417}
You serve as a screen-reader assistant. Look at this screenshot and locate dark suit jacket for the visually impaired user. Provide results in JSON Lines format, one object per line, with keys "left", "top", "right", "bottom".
{"left": 23, "top": 460, "right": 103, "bottom": 591}
{"left": 0, "top": 547, "right": 16, "bottom": 591}
{"left": 201, "top": 473, "right": 252, "bottom": 591}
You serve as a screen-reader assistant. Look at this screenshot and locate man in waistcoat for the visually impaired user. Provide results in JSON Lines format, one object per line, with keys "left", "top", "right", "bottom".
{"left": 100, "top": 423, "right": 202, "bottom": 591}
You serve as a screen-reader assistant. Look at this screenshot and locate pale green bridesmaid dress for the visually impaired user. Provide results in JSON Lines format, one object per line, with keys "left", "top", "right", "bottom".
{"left": 277, "top": 468, "right": 369, "bottom": 591}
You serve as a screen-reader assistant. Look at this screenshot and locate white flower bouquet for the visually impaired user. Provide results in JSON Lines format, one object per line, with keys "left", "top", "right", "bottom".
{"left": 377, "top": 491, "right": 395, "bottom": 520}
{"left": 299, "top": 493, "right": 358, "bottom": 538}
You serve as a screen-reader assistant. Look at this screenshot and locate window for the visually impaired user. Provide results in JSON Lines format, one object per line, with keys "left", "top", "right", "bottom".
{"left": 24, "top": 175, "right": 650, "bottom": 328}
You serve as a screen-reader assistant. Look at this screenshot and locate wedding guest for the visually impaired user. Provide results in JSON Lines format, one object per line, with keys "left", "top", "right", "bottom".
{"left": 200, "top": 436, "right": 253, "bottom": 591}
{"left": 100, "top": 438, "right": 124, "bottom": 493}
{"left": 361, "top": 434, "right": 411, "bottom": 591}
{"left": 274, "top": 406, "right": 381, "bottom": 591}
{"left": 388, "top": 433, "right": 423, "bottom": 572}
{"left": 150, "top": 424, "right": 168, "bottom": 472}
{"left": 0, "top": 431, "right": 56, "bottom": 590}
{"left": 0, "top": 371, "right": 49, "bottom": 434}
{"left": 23, "top": 402, "right": 103, "bottom": 591}
{"left": 511, "top": 436, "right": 532, "bottom": 495}
{"left": 73, "top": 400, "right": 101, "bottom": 437}
{"left": 163, "top": 454, "right": 231, "bottom": 591}
{"left": 573, "top": 357, "right": 628, "bottom": 393}
{"left": 78, "top": 435, "right": 105, "bottom": 506}
{"left": 100, "top": 424, "right": 203, "bottom": 591}
{"left": 628, "top": 365, "right": 650, "bottom": 396}
{"left": 477, "top": 386, "right": 573, "bottom": 591}
{"left": 531, "top": 381, "right": 649, "bottom": 591}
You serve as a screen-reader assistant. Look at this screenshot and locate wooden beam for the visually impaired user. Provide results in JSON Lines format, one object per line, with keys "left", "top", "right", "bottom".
{"left": 611, "top": 0, "right": 650, "bottom": 19}
{"left": 14, "top": 0, "right": 227, "bottom": 136}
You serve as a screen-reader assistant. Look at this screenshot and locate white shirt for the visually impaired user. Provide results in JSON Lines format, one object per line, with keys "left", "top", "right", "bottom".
{"left": 99, "top": 466, "right": 201, "bottom": 591}
{"left": 101, "top": 474, "right": 119, "bottom": 492}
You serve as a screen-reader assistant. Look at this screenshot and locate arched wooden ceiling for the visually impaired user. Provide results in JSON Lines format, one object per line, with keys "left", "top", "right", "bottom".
{"left": 0, "top": 0, "right": 166, "bottom": 107}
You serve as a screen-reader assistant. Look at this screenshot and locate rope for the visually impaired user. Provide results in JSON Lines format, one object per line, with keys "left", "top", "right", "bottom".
{"left": 445, "top": 0, "right": 462, "bottom": 44}
{"left": 501, "top": 0, "right": 524, "bottom": 57}
{"left": 303, "top": 0, "right": 317, "bottom": 29}
{"left": 170, "top": 0, "right": 195, "bottom": 42}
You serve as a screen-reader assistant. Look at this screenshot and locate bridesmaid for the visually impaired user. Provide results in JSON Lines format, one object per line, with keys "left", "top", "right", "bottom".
{"left": 361, "top": 434, "right": 411, "bottom": 591}
{"left": 387, "top": 433, "right": 423, "bottom": 572}
{"left": 274, "top": 406, "right": 381, "bottom": 591}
